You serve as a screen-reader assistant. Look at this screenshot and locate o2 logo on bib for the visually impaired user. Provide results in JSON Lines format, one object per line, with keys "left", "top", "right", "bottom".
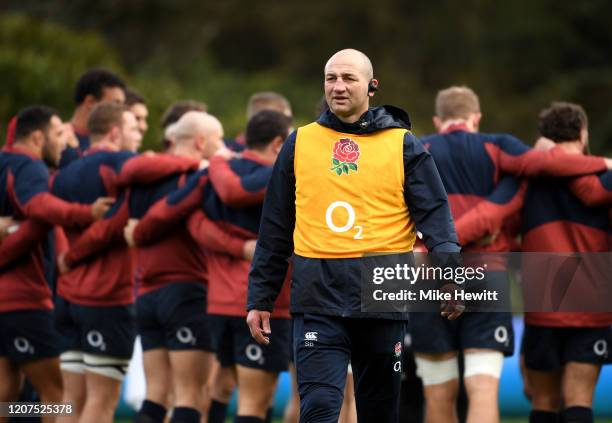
{"left": 330, "top": 138, "right": 360, "bottom": 176}
{"left": 325, "top": 201, "right": 363, "bottom": 239}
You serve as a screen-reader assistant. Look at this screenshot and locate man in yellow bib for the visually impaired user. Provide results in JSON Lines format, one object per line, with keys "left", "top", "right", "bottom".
{"left": 246, "top": 49, "right": 461, "bottom": 423}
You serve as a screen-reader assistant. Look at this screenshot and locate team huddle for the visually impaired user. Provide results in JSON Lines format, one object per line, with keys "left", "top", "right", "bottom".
{"left": 1, "top": 48, "right": 611, "bottom": 423}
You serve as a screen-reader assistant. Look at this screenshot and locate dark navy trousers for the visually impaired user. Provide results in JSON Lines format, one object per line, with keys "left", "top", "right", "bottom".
{"left": 293, "top": 313, "right": 405, "bottom": 423}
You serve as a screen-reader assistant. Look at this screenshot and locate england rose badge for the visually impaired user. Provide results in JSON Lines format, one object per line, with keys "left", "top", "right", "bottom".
{"left": 331, "top": 138, "right": 360, "bottom": 176}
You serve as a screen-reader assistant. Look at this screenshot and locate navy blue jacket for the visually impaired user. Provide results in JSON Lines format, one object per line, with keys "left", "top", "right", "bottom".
{"left": 247, "top": 106, "right": 460, "bottom": 319}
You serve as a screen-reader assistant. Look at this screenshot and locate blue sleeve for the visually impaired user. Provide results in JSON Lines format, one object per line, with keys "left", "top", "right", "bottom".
{"left": 166, "top": 169, "right": 207, "bottom": 206}
{"left": 600, "top": 171, "right": 612, "bottom": 191}
{"left": 104, "top": 190, "right": 127, "bottom": 218}
{"left": 59, "top": 146, "right": 80, "bottom": 168}
{"left": 113, "top": 151, "right": 136, "bottom": 173}
{"left": 239, "top": 166, "right": 274, "bottom": 192}
{"left": 487, "top": 174, "right": 523, "bottom": 204}
{"left": 247, "top": 131, "right": 297, "bottom": 311}
{"left": 490, "top": 134, "right": 530, "bottom": 156}
{"left": 14, "top": 160, "right": 49, "bottom": 206}
{"left": 402, "top": 133, "right": 460, "bottom": 253}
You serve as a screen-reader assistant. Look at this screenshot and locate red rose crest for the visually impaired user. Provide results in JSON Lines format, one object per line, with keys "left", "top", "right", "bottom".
{"left": 331, "top": 138, "right": 360, "bottom": 176}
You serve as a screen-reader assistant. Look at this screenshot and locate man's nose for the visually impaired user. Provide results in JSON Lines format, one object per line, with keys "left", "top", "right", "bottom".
{"left": 333, "top": 80, "right": 347, "bottom": 92}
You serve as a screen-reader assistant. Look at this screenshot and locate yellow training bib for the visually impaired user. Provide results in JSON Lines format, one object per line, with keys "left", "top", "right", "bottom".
{"left": 293, "top": 122, "right": 416, "bottom": 258}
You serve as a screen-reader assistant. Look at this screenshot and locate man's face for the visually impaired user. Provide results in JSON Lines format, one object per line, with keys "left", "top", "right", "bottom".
{"left": 99, "top": 86, "right": 126, "bottom": 104}
{"left": 119, "top": 111, "right": 143, "bottom": 152}
{"left": 130, "top": 103, "right": 149, "bottom": 136}
{"left": 42, "top": 115, "right": 67, "bottom": 167}
{"left": 324, "top": 60, "right": 369, "bottom": 120}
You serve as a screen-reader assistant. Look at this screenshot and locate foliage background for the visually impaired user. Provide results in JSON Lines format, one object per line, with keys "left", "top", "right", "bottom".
{"left": 1, "top": 0, "right": 612, "bottom": 154}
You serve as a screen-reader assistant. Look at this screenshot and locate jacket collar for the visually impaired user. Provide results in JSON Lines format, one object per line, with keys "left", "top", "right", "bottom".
{"left": 316, "top": 105, "right": 411, "bottom": 135}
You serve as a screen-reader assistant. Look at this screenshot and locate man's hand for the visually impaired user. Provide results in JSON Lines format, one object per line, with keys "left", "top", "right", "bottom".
{"left": 605, "top": 158, "right": 612, "bottom": 170}
{"left": 57, "top": 253, "right": 71, "bottom": 274}
{"left": 124, "top": 218, "right": 139, "bottom": 247}
{"left": 439, "top": 283, "right": 464, "bottom": 320}
{"left": 63, "top": 123, "right": 80, "bottom": 149}
{"left": 533, "top": 137, "right": 556, "bottom": 151}
{"left": 474, "top": 231, "right": 499, "bottom": 246}
{"left": 0, "top": 217, "right": 17, "bottom": 241}
{"left": 243, "top": 240, "right": 257, "bottom": 261}
{"left": 246, "top": 310, "right": 271, "bottom": 345}
{"left": 199, "top": 159, "right": 210, "bottom": 170}
{"left": 213, "top": 146, "right": 238, "bottom": 160}
{"left": 91, "top": 197, "right": 115, "bottom": 220}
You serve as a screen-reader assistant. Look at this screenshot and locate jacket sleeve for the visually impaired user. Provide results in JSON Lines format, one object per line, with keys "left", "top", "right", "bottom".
{"left": 0, "top": 219, "right": 50, "bottom": 268}
{"left": 454, "top": 175, "right": 527, "bottom": 246}
{"left": 187, "top": 210, "right": 249, "bottom": 258}
{"left": 567, "top": 171, "right": 612, "bottom": 206}
{"left": 208, "top": 155, "right": 268, "bottom": 207}
{"left": 133, "top": 170, "right": 208, "bottom": 246}
{"left": 63, "top": 191, "right": 129, "bottom": 267}
{"left": 493, "top": 136, "right": 607, "bottom": 177}
{"left": 13, "top": 161, "right": 93, "bottom": 227}
{"left": 403, "top": 133, "right": 460, "bottom": 253}
{"left": 247, "top": 131, "right": 297, "bottom": 312}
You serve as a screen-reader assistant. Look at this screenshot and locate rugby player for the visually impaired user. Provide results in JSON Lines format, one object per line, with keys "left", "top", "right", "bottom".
{"left": 189, "top": 110, "right": 292, "bottom": 423}
{"left": 125, "top": 111, "right": 227, "bottom": 423}
{"left": 60, "top": 68, "right": 126, "bottom": 168}
{"left": 247, "top": 49, "right": 462, "bottom": 423}
{"left": 0, "top": 106, "right": 111, "bottom": 420}
{"left": 52, "top": 102, "right": 141, "bottom": 423}
{"left": 520, "top": 102, "right": 612, "bottom": 423}
{"left": 412, "top": 87, "right": 612, "bottom": 423}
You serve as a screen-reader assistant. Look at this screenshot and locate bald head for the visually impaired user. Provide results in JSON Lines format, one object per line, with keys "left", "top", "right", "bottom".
{"left": 325, "top": 49, "right": 373, "bottom": 80}
{"left": 173, "top": 111, "right": 223, "bottom": 144}
{"left": 324, "top": 49, "right": 376, "bottom": 123}
{"left": 172, "top": 111, "right": 224, "bottom": 159}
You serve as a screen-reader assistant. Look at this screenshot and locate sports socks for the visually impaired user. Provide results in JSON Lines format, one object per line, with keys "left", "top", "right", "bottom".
{"left": 235, "top": 416, "right": 265, "bottom": 423}
{"left": 135, "top": 400, "right": 167, "bottom": 423}
{"left": 562, "top": 406, "right": 593, "bottom": 423}
{"left": 170, "top": 406, "right": 201, "bottom": 423}
{"left": 208, "top": 400, "right": 229, "bottom": 423}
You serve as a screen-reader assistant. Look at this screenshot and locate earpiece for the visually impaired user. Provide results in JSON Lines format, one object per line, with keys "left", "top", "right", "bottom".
{"left": 368, "top": 80, "right": 378, "bottom": 94}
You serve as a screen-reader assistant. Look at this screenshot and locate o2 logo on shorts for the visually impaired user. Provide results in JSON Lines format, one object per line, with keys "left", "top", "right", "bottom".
{"left": 494, "top": 326, "right": 509, "bottom": 347}
{"left": 325, "top": 202, "right": 363, "bottom": 239}
{"left": 14, "top": 337, "right": 34, "bottom": 355}
{"left": 87, "top": 330, "right": 107, "bottom": 351}
{"left": 245, "top": 344, "right": 264, "bottom": 365}
{"left": 394, "top": 361, "right": 402, "bottom": 372}
{"left": 176, "top": 327, "right": 196, "bottom": 346}
{"left": 593, "top": 339, "right": 608, "bottom": 357}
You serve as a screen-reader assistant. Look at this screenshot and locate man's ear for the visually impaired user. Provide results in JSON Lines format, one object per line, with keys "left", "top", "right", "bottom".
{"left": 109, "top": 126, "right": 121, "bottom": 145}
{"left": 368, "top": 79, "right": 379, "bottom": 97}
{"left": 83, "top": 95, "right": 98, "bottom": 111}
{"left": 580, "top": 128, "right": 589, "bottom": 147}
{"left": 433, "top": 116, "right": 443, "bottom": 132}
{"left": 195, "top": 135, "right": 207, "bottom": 151}
{"left": 470, "top": 112, "right": 482, "bottom": 130}
{"left": 271, "top": 136, "right": 284, "bottom": 154}
{"left": 31, "top": 130, "right": 45, "bottom": 149}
